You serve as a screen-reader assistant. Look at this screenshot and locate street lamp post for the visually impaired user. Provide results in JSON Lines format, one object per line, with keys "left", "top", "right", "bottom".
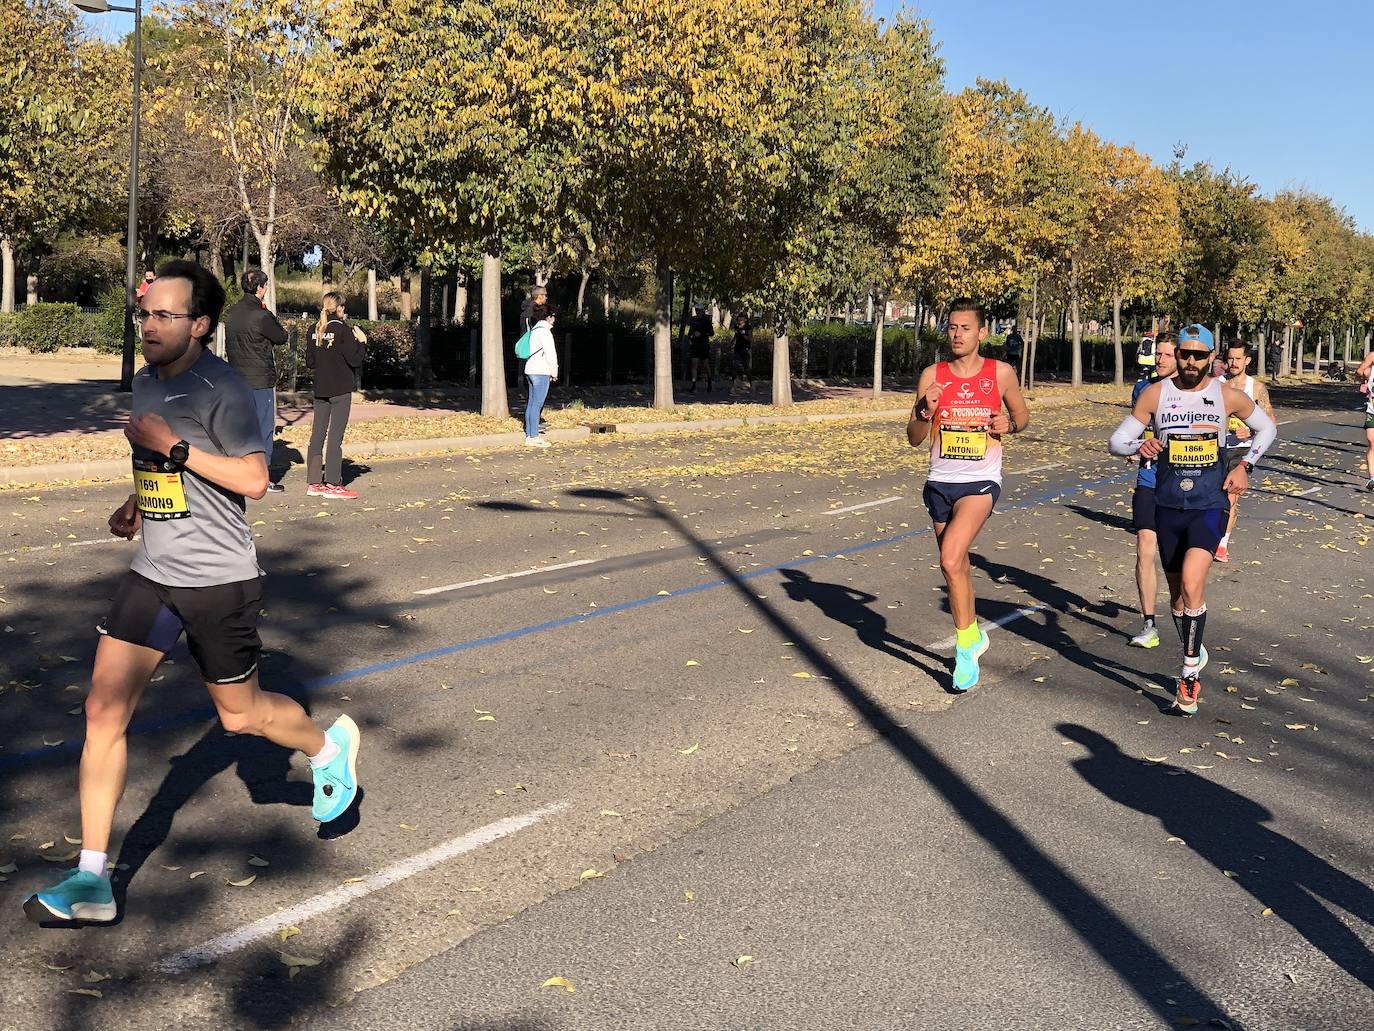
{"left": 74, "top": 0, "right": 142, "bottom": 392}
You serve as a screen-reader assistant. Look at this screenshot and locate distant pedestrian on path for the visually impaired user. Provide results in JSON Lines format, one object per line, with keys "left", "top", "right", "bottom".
{"left": 1267, "top": 339, "right": 1282, "bottom": 383}
{"left": 523, "top": 303, "right": 558, "bottom": 448}
{"left": 306, "top": 291, "right": 366, "bottom": 498}
{"left": 224, "top": 270, "right": 288, "bottom": 492}
{"left": 731, "top": 314, "right": 754, "bottom": 393}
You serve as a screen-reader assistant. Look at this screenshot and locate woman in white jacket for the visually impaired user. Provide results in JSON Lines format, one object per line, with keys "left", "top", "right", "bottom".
{"left": 524, "top": 304, "right": 559, "bottom": 447}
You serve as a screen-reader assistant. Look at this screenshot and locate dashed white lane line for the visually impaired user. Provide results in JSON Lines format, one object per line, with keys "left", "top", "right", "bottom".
{"left": 1294, "top": 486, "right": 1321, "bottom": 497}
{"left": 0, "top": 535, "right": 130, "bottom": 557}
{"left": 155, "top": 802, "right": 569, "bottom": 974}
{"left": 1009, "top": 463, "right": 1063, "bottom": 475}
{"left": 823, "top": 496, "right": 904, "bottom": 516}
{"left": 415, "top": 559, "right": 596, "bottom": 596}
{"left": 928, "top": 605, "right": 1049, "bottom": 652}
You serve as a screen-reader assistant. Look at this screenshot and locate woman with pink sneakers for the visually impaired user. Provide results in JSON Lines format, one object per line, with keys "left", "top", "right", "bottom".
{"left": 306, "top": 291, "right": 366, "bottom": 499}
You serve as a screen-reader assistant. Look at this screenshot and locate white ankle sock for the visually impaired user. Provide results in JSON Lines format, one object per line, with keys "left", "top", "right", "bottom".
{"left": 78, "top": 849, "right": 108, "bottom": 876}
{"left": 309, "top": 736, "right": 340, "bottom": 769}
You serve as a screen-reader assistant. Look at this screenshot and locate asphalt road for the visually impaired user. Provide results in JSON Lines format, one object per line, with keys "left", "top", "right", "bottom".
{"left": 0, "top": 384, "right": 1370, "bottom": 1030}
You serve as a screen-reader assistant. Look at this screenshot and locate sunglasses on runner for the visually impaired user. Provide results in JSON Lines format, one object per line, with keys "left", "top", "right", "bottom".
{"left": 1177, "top": 349, "right": 1211, "bottom": 362}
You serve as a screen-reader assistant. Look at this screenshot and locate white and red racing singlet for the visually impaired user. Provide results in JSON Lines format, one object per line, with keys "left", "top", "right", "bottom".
{"left": 929, "top": 358, "right": 1004, "bottom": 485}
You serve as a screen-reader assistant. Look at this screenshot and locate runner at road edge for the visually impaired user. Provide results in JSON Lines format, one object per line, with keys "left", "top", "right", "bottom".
{"left": 1128, "top": 331, "right": 1177, "bottom": 648}
{"left": 1109, "top": 324, "right": 1277, "bottom": 714}
{"left": 24, "top": 261, "right": 361, "bottom": 926}
{"left": 1357, "top": 348, "right": 1374, "bottom": 491}
{"left": 908, "top": 298, "right": 1030, "bottom": 692}
{"left": 1218, "top": 340, "right": 1275, "bottom": 562}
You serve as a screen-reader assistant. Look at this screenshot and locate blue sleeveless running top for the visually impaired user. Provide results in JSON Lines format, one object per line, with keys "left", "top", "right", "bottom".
{"left": 1155, "top": 377, "right": 1228, "bottom": 510}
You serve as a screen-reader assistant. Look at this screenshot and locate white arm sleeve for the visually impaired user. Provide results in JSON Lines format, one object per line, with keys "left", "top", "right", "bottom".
{"left": 1109, "top": 415, "right": 1148, "bottom": 456}
{"left": 1243, "top": 404, "right": 1277, "bottom": 466}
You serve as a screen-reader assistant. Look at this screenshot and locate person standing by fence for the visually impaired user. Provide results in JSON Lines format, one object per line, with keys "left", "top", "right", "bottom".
{"left": 306, "top": 291, "right": 366, "bottom": 498}
{"left": 523, "top": 303, "right": 558, "bottom": 448}
{"left": 224, "top": 270, "right": 288, "bottom": 492}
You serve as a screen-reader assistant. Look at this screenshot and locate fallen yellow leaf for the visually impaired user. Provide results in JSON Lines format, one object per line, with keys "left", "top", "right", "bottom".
{"left": 226, "top": 875, "right": 257, "bottom": 887}
{"left": 541, "top": 976, "right": 575, "bottom": 992}
{"left": 677, "top": 743, "right": 700, "bottom": 755}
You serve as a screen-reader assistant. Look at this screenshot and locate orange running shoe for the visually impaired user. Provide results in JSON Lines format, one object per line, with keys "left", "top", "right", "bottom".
{"left": 1174, "top": 676, "right": 1201, "bottom": 715}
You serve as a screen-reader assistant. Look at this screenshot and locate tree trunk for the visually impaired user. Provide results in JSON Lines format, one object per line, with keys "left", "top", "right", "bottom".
{"left": 1344, "top": 324, "right": 1352, "bottom": 364}
{"left": 1111, "top": 291, "right": 1124, "bottom": 386}
{"left": 367, "top": 269, "right": 379, "bottom": 321}
{"left": 1069, "top": 258, "right": 1083, "bottom": 387}
{"left": 209, "top": 242, "right": 224, "bottom": 283}
{"left": 603, "top": 287, "right": 611, "bottom": 320}
{"left": 1023, "top": 277, "right": 1038, "bottom": 390}
{"left": 254, "top": 231, "right": 277, "bottom": 312}
{"left": 1256, "top": 322, "right": 1267, "bottom": 378}
{"left": 772, "top": 313, "right": 793, "bottom": 408}
{"left": 1, "top": 235, "right": 16, "bottom": 313}
{"left": 440, "top": 280, "right": 450, "bottom": 326}
{"left": 576, "top": 266, "right": 590, "bottom": 318}
{"left": 240, "top": 226, "right": 251, "bottom": 282}
{"left": 872, "top": 291, "right": 886, "bottom": 398}
{"left": 480, "top": 249, "right": 508, "bottom": 418}
{"left": 1282, "top": 326, "right": 1292, "bottom": 376}
{"left": 865, "top": 292, "right": 874, "bottom": 324}
{"left": 26, "top": 273, "right": 38, "bottom": 307}
{"left": 653, "top": 256, "right": 675, "bottom": 409}
{"left": 414, "top": 268, "right": 433, "bottom": 386}
{"left": 399, "top": 273, "right": 413, "bottom": 322}
{"left": 454, "top": 271, "right": 467, "bottom": 325}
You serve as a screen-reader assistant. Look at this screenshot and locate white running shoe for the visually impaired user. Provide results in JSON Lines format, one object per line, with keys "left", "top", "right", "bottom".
{"left": 1130, "top": 623, "right": 1160, "bottom": 648}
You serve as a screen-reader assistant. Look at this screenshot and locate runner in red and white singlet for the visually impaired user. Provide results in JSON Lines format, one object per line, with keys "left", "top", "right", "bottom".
{"left": 907, "top": 299, "right": 1030, "bottom": 692}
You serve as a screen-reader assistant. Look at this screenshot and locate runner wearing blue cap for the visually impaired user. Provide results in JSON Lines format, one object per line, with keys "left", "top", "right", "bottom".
{"left": 1108, "top": 323, "right": 1278, "bottom": 714}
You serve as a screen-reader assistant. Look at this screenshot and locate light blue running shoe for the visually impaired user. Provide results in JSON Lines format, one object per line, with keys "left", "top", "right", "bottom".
{"left": 952, "top": 626, "right": 989, "bottom": 692}
{"left": 23, "top": 869, "right": 115, "bottom": 924}
{"left": 312, "top": 714, "right": 361, "bottom": 823}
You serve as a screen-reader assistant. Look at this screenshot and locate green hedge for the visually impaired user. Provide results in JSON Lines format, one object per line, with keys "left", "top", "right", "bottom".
{"left": 0, "top": 293, "right": 126, "bottom": 353}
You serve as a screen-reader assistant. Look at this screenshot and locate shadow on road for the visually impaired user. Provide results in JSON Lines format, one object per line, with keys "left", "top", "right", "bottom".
{"left": 777, "top": 568, "right": 947, "bottom": 686}
{"left": 1060, "top": 723, "right": 1374, "bottom": 993}
{"left": 558, "top": 485, "right": 1238, "bottom": 1026}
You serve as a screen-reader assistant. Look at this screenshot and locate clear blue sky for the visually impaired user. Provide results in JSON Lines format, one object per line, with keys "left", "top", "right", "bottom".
{"left": 83, "top": 2, "right": 1374, "bottom": 230}
{"left": 886, "top": 0, "right": 1374, "bottom": 230}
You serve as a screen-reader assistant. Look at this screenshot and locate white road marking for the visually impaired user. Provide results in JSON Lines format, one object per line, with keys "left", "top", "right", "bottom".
{"left": 928, "top": 605, "right": 1048, "bottom": 651}
{"left": 1277, "top": 420, "right": 1294, "bottom": 426}
{"left": 1294, "top": 486, "right": 1321, "bottom": 497}
{"left": 1010, "top": 463, "right": 1063, "bottom": 475}
{"left": 155, "top": 802, "right": 568, "bottom": 974}
{"left": 415, "top": 559, "right": 596, "bottom": 596}
{"left": 0, "top": 535, "right": 130, "bottom": 557}
{"left": 823, "top": 496, "right": 904, "bottom": 516}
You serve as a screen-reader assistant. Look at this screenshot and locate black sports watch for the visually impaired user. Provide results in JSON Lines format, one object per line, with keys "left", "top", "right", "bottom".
{"left": 169, "top": 439, "right": 191, "bottom": 466}
{"left": 1240, "top": 460, "right": 1255, "bottom": 475}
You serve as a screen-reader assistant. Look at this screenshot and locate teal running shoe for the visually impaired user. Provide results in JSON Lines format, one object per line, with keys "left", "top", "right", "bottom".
{"left": 312, "top": 714, "right": 360, "bottom": 823}
{"left": 952, "top": 626, "right": 989, "bottom": 692}
{"left": 23, "top": 869, "right": 115, "bottom": 924}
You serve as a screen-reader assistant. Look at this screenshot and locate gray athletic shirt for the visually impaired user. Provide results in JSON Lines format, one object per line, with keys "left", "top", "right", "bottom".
{"left": 129, "top": 349, "right": 264, "bottom": 587}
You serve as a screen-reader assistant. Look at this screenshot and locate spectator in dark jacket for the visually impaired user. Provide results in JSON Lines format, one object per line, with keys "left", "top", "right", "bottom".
{"left": 305, "top": 291, "right": 366, "bottom": 499}
{"left": 224, "top": 269, "right": 288, "bottom": 490}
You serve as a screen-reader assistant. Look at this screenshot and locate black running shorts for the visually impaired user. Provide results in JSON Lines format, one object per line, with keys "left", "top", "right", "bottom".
{"left": 1154, "top": 507, "right": 1229, "bottom": 573}
{"left": 1132, "top": 486, "right": 1156, "bottom": 534}
{"left": 923, "top": 479, "right": 1000, "bottom": 525}
{"left": 98, "top": 571, "right": 263, "bottom": 684}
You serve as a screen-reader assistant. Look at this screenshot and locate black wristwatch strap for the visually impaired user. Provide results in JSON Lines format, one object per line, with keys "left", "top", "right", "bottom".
{"left": 169, "top": 439, "right": 191, "bottom": 465}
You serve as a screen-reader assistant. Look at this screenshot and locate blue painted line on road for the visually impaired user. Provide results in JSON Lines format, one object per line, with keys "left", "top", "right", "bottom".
{"left": 0, "top": 467, "right": 1133, "bottom": 774}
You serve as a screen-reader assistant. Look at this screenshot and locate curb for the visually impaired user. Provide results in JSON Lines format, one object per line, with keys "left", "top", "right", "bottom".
{"left": 0, "top": 408, "right": 913, "bottom": 489}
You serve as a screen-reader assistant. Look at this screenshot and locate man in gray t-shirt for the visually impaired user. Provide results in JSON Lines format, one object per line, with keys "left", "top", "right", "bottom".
{"left": 128, "top": 348, "right": 264, "bottom": 587}
{"left": 24, "top": 261, "right": 362, "bottom": 929}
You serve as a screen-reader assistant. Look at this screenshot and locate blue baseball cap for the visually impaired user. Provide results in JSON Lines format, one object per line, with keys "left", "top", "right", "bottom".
{"left": 1178, "top": 324, "right": 1215, "bottom": 350}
